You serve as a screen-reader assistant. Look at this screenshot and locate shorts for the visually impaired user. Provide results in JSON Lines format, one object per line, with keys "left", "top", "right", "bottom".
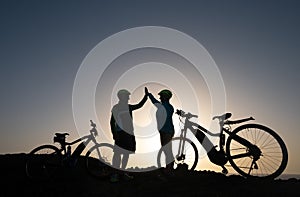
{"left": 114, "top": 130, "right": 136, "bottom": 153}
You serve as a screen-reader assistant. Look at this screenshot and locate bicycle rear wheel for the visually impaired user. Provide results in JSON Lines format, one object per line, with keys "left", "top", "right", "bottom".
{"left": 25, "top": 144, "right": 62, "bottom": 181}
{"left": 226, "top": 124, "right": 288, "bottom": 179}
{"left": 157, "top": 137, "right": 198, "bottom": 171}
{"left": 85, "top": 143, "right": 114, "bottom": 179}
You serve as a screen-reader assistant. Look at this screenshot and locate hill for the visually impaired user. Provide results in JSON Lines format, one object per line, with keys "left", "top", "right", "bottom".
{"left": 1, "top": 153, "right": 299, "bottom": 197}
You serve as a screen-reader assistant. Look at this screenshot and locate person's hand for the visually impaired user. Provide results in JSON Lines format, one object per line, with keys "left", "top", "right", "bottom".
{"left": 145, "top": 87, "right": 149, "bottom": 96}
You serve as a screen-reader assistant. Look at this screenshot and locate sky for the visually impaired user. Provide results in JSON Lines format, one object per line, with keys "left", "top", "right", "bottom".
{"left": 0, "top": 0, "right": 299, "bottom": 175}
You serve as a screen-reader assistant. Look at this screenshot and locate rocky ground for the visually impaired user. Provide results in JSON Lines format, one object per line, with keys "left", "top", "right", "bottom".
{"left": 1, "top": 153, "right": 299, "bottom": 197}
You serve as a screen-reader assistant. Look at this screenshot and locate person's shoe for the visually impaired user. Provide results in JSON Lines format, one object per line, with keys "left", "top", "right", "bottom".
{"left": 122, "top": 173, "right": 134, "bottom": 181}
{"left": 110, "top": 173, "right": 119, "bottom": 183}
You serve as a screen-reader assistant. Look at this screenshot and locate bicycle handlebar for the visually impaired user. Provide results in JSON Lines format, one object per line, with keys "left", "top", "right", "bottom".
{"left": 90, "top": 120, "right": 98, "bottom": 136}
{"left": 90, "top": 120, "right": 96, "bottom": 128}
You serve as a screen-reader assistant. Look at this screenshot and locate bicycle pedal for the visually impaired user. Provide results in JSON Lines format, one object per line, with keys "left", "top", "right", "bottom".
{"left": 254, "top": 163, "right": 258, "bottom": 169}
{"left": 221, "top": 166, "right": 228, "bottom": 174}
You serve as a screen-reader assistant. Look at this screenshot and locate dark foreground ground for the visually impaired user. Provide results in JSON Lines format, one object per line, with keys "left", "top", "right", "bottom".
{"left": 1, "top": 153, "right": 299, "bottom": 197}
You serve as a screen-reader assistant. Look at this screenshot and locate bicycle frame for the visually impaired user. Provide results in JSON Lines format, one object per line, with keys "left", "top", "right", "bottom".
{"left": 176, "top": 110, "right": 257, "bottom": 172}
{"left": 176, "top": 117, "right": 212, "bottom": 159}
{"left": 55, "top": 121, "right": 99, "bottom": 159}
{"left": 179, "top": 111, "right": 255, "bottom": 149}
{"left": 177, "top": 113, "right": 219, "bottom": 155}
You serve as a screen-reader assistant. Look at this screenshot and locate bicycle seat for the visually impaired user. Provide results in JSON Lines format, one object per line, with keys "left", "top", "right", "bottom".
{"left": 54, "top": 133, "right": 69, "bottom": 144}
{"left": 213, "top": 113, "right": 232, "bottom": 120}
{"left": 54, "top": 133, "right": 69, "bottom": 137}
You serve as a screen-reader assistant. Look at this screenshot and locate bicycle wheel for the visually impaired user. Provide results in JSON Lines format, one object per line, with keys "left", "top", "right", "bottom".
{"left": 85, "top": 143, "right": 114, "bottom": 179}
{"left": 157, "top": 137, "right": 198, "bottom": 171}
{"left": 25, "top": 144, "right": 62, "bottom": 181}
{"left": 226, "top": 124, "right": 288, "bottom": 179}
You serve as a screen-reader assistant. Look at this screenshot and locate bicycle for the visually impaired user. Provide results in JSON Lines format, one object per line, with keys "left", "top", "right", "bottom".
{"left": 157, "top": 109, "right": 288, "bottom": 179}
{"left": 25, "top": 120, "right": 114, "bottom": 181}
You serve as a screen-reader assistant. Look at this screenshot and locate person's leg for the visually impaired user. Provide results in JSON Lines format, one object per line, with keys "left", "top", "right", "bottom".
{"left": 110, "top": 147, "right": 121, "bottom": 182}
{"left": 160, "top": 133, "right": 174, "bottom": 170}
{"left": 112, "top": 152, "right": 121, "bottom": 168}
{"left": 120, "top": 152, "right": 134, "bottom": 180}
{"left": 121, "top": 153, "right": 129, "bottom": 170}
{"left": 165, "top": 134, "right": 174, "bottom": 170}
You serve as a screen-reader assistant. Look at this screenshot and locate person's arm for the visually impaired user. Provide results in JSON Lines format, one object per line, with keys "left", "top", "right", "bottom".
{"left": 148, "top": 93, "right": 159, "bottom": 104}
{"left": 131, "top": 94, "right": 148, "bottom": 110}
{"left": 110, "top": 113, "right": 116, "bottom": 132}
{"left": 110, "top": 113, "right": 119, "bottom": 140}
{"left": 130, "top": 87, "right": 149, "bottom": 110}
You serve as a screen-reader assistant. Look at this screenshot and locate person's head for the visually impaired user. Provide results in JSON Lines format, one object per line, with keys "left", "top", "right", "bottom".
{"left": 158, "top": 89, "right": 172, "bottom": 102}
{"left": 117, "top": 89, "right": 131, "bottom": 102}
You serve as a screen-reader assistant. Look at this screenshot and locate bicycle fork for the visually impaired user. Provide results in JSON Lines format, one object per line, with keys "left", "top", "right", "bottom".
{"left": 176, "top": 129, "right": 188, "bottom": 161}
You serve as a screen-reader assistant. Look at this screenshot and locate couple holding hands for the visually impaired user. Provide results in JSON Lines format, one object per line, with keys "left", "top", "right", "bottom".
{"left": 110, "top": 87, "right": 175, "bottom": 181}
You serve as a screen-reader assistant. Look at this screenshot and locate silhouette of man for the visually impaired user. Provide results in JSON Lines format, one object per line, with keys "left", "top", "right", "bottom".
{"left": 147, "top": 88, "right": 175, "bottom": 174}
{"left": 110, "top": 88, "right": 148, "bottom": 182}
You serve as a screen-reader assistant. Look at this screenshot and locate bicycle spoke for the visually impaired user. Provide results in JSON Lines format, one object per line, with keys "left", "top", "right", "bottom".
{"left": 260, "top": 141, "right": 281, "bottom": 150}
{"left": 257, "top": 159, "right": 275, "bottom": 175}
{"left": 262, "top": 155, "right": 281, "bottom": 162}
{"left": 230, "top": 147, "right": 247, "bottom": 151}
{"left": 262, "top": 156, "right": 281, "bottom": 168}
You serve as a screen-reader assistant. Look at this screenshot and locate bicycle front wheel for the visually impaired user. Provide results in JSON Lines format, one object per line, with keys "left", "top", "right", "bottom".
{"left": 226, "top": 124, "right": 288, "bottom": 179}
{"left": 157, "top": 137, "right": 198, "bottom": 171}
{"left": 25, "top": 144, "right": 62, "bottom": 181}
{"left": 85, "top": 143, "right": 114, "bottom": 179}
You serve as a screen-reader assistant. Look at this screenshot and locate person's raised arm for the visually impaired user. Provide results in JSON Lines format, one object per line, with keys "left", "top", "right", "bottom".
{"left": 148, "top": 92, "right": 159, "bottom": 105}
{"left": 130, "top": 87, "right": 148, "bottom": 110}
{"left": 146, "top": 87, "right": 163, "bottom": 109}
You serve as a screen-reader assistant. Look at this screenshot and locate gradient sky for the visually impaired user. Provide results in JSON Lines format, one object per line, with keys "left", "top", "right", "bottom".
{"left": 1, "top": 1, "right": 299, "bottom": 174}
